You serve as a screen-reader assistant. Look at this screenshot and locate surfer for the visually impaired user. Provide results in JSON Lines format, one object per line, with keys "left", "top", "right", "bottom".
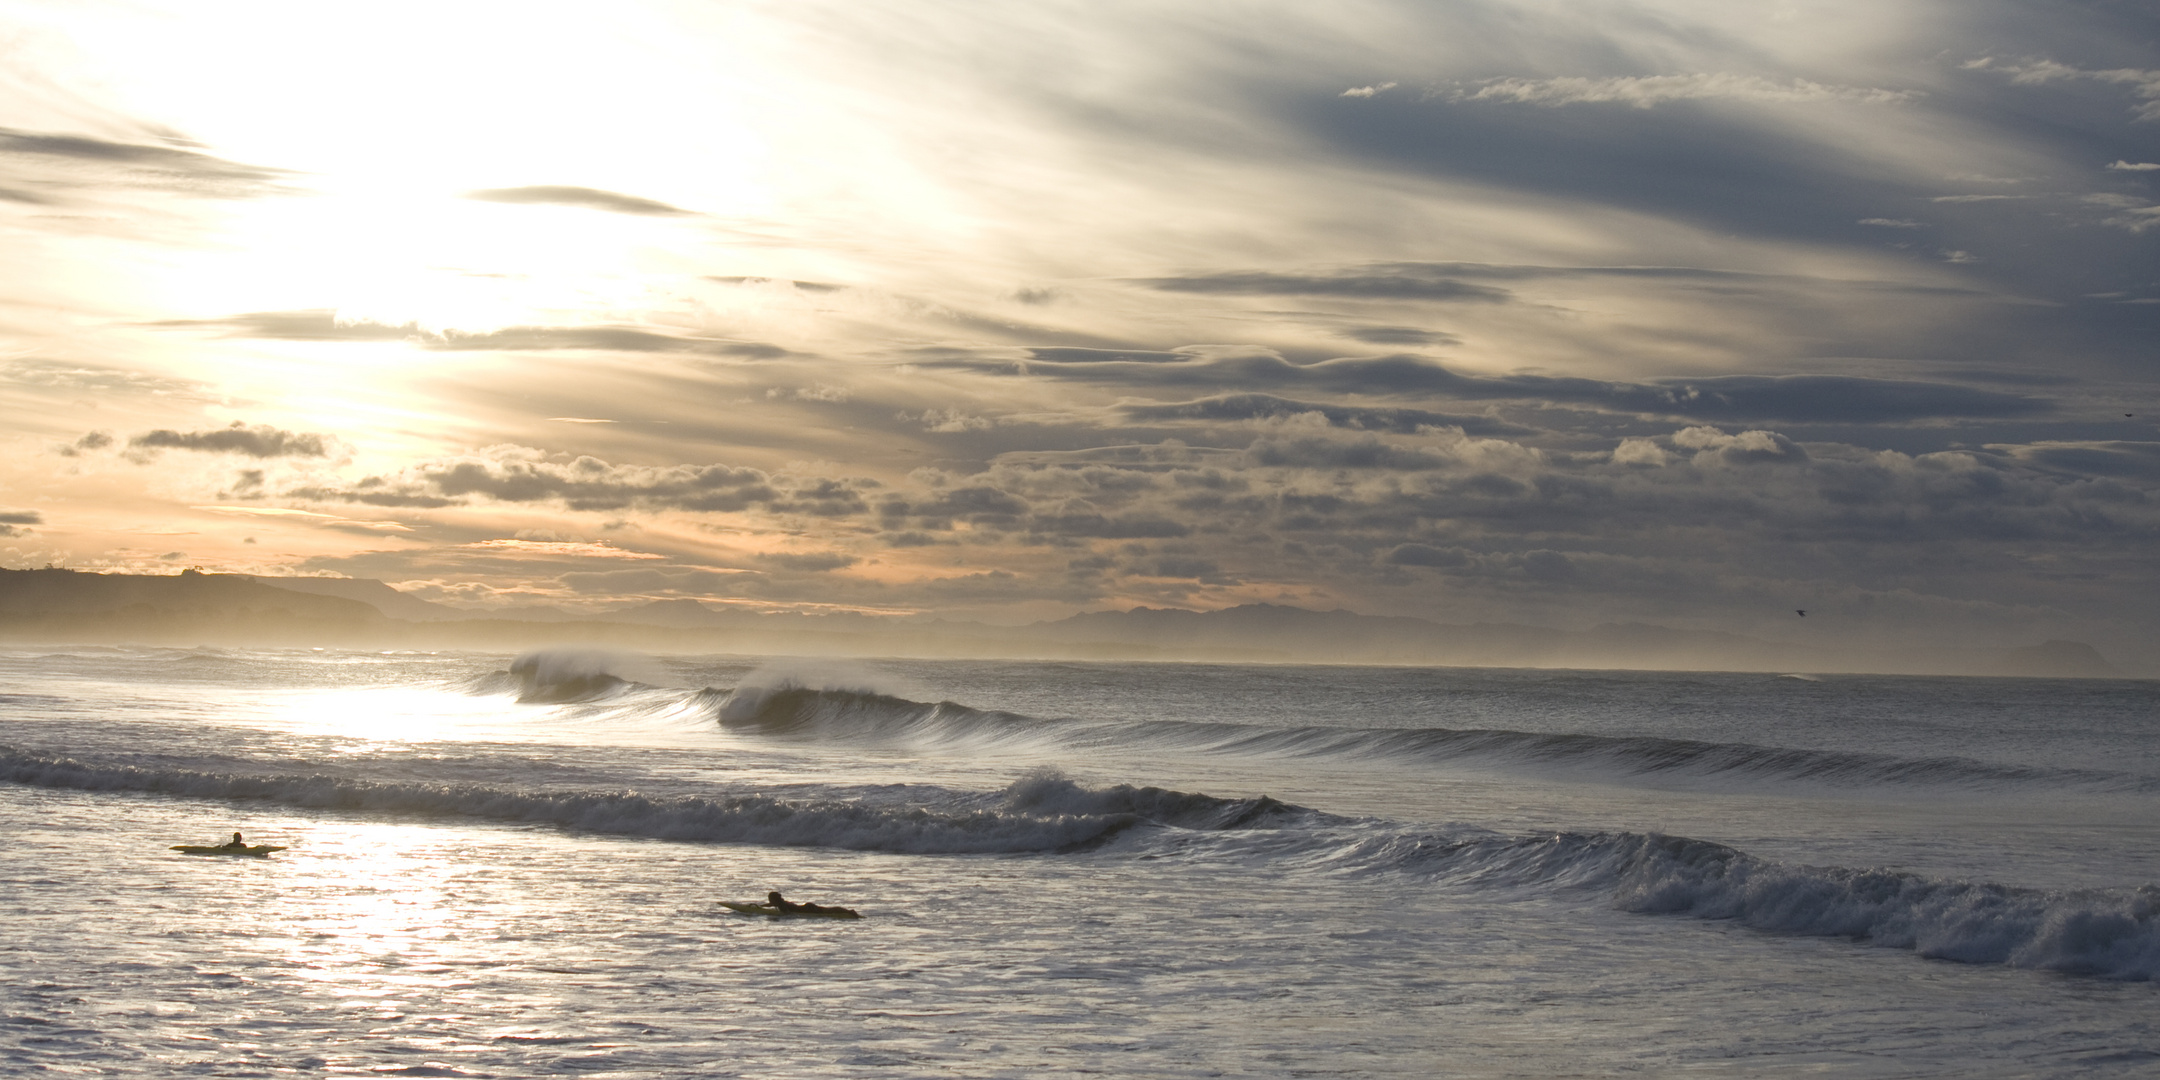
{"left": 766, "top": 890, "right": 854, "bottom": 916}
{"left": 767, "top": 890, "right": 823, "bottom": 913}
{"left": 222, "top": 831, "right": 247, "bottom": 850}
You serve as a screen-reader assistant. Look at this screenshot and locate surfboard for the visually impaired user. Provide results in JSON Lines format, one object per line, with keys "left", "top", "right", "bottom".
{"left": 170, "top": 845, "right": 286, "bottom": 857}
{"left": 719, "top": 900, "right": 861, "bottom": 919}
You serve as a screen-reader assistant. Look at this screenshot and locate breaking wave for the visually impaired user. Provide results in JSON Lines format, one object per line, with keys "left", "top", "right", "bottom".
{"left": 703, "top": 684, "right": 2152, "bottom": 793}
{"left": 463, "top": 648, "right": 669, "bottom": 704}
{"left": 3, "top": 742, "right": 2154, "bottom": 980}
{"left": 1340, "top": 829, "right": 2160, "bottom": 981}
{"left": 0, "top": 749, "right": 1300, "bottom": 856}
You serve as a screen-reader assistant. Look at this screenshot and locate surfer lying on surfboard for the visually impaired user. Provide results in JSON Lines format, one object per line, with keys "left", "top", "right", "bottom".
{"left": 765, "top": 890, "right": 849, "bottom": 915}
{"left": 717, "top": 891, "right": 863, "bottom": 918}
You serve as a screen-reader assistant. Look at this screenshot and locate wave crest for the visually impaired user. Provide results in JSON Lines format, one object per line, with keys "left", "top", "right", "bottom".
{"left": 0, "top": 749, "right": 1298, "bottom": 856}
{"left": 1351, "top": 829, "right": 2160, "bottom": 980}
{"left": 705, "top": 684, "right": 2150, "bottom": 792}
{"left": 497, "top": 648, "right": 660, "bottom": 703}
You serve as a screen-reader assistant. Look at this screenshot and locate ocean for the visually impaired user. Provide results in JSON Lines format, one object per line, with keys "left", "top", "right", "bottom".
{"left": 2, "top": 647, "right": 2156, "bottom": 1077}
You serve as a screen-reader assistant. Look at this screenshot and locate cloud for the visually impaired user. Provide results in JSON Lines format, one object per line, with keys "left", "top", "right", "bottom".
{"left": 1137, "top": 259, "right": 1936, "bottom": 294}
{"left": 1858, "top": 218, "right": 1923, "bottom": 228}
{"left": 1342, "top": 326, "right": 1460, "bottom": 346}
{"left": 1026, "top": 347, "right": 1190, "bottom": 364}
{"left": 0, "top": 126, "right": 297, "bottom": 199}
{"left": 286, "top": 447, "right": 889, "bottom": 517}
{"left": 424, "top": 456, "right": 775, "bottom": 513}
{"left": 1138, "top": 268, "right": 1511, "bottom": 302}
{"left": 465, "top": 185, "right": 692, "bottom": 216}
{"left": 760, "top": 551, "right": 859, "bottom": 572}
{"left": 1247, "top": 435, "right": 1467, "bottom": 471}
{"left": 708, "top": 276, "right": 846, "bottom": 293}
{"left": 1671, "top": 426, "right": 1809, "bottom": 465}
{"left": 3, "top": 360, "right": 209, "bottom": 401}
{"left": 191, "top": 505, "right": 410, "bottom": 531}
{"left": 2107, "top": 161, "right": 2160, "bottom": 171}
{"left": 463, "top": 539, "right": 666, "bottom": 559}
{"left": 55, "top": 431, "right": 113, "bottom": 457}
{"left": 0, "top": 510, "right": 39, "bottom": 538}
{"left": 1383, "top": 543, "right": 1468, "bottom": 568}
{"left": 1340, "top": 82, "right": 1397, "bottom": 98}
{"left": 1119, "top": 393, "right": 1531, "bottom": 436}
{"left": 1447, "top": 73, "right": 1912, "bottom": 109}
{"left": 155, "top": 310, "right": 789, "bottom": 356}
{"left": 966, "top": 349, "right": 2050, "bottom": 423}
{"left": 557, "top": 566, "right": 756, "bottom": 595}
{"left": 1611, "top": 437, "right": 1670, "bottom": 467}
{"left": 1990, "top": 441, "right": 2160, "bottom": 480}
{"left": 129, "top": 422, "right": 331, "bottom": 458}
{"left": 1027, "top": 512, "right": 1191, "bottom": 539}
{"left": 1970, "top": 58, "right": 2160, "bottom": 121}
{"left": 2085, "top": 196, "right": 2160, "bottom": 234}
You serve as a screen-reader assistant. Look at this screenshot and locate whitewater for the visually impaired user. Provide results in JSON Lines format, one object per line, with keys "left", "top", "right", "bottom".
{"left": 2, "top": 648, "right": 2156, "bottom": 1077}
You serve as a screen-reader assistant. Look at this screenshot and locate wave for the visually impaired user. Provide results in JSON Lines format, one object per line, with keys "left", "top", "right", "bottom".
{"left": 704, "top": 684, "right": 2153, "bottom": 793}
{"left": 467, "top": 648, "right": 668, "bottom": 704}
{"left": 0, "top": 749, "right": 1300, "bottom": 856}
{"left": 1376, "top": 830, "right": 2160, "bottom": 981}
{"left": 5, "top": 743, "right": 2152, "bottom": 980}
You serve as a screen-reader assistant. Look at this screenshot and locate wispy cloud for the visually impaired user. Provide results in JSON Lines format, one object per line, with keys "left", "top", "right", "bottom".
{"left": 1446, "top": 73, "right": 1912, "bottom": 109}
{"left": 1138, "top": 269, "right": 1511, "bottom": 301}
{"left": 465, "top": 185, "right": 692, "bottom": 216}
{"left": 155, "top": 310, "right": 788, "bottom": 357}
{"left": 463, "top": 539, "right": 665, "bottom": 559}
{"left": 0, "top": 126, "right": 297, "bottom": 200}
{"left": 950, "top": 350, "right": 2051, "bottom": 424}
{"left": 1967, "top": 58, "right": 2160, "bottom": 120}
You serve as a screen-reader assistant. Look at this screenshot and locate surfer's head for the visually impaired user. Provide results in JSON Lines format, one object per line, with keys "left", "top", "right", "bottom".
{"left": 232, "top": 832, "right": 243, "bottom": 844}
{"left": 767, "top": 890, "right": 784, "bottom": 905}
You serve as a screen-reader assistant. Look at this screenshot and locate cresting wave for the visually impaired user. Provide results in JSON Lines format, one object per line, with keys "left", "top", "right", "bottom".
{"left": 1365, "top": 830, "right": 2160, "bottom": 981}
{"left": 494, "top": 649, "right": 653, "bottom": 703}
{"left": 4, "top": 745, "right": 2153, "bottom": 980}
{"left": 0, "top": 748, "right": 1300, "bottom": 856}
{"left": 702, "top": 683, "right": 2154, "bottom": 792}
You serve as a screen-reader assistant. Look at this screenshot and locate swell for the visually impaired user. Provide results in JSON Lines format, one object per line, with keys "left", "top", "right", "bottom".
{"left": 1332, "top": 829, "right": 2160, "bottom": 982}
{"left": 707, "top": 684, "right": 2152, "bottom": 793}
{"left": 6, "top": 743, "right": 2153, "bottom": 980}
{"left": 0, "top": 748, "right": 1304, "bottom": 855}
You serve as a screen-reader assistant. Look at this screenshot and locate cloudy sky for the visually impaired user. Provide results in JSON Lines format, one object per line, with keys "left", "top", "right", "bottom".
{"left": 2, "top": 0, "right": 2156, "bottom": 661}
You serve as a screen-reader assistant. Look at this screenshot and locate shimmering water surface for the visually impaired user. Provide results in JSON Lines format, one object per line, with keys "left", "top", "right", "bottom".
{"left": 3, "top": 647, "right": 2157, "bottom": 1077}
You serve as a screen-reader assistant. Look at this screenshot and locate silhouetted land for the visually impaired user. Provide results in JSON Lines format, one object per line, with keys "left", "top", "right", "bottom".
{"left": 0, "top": 567, "right": 2127, "bottom": 677}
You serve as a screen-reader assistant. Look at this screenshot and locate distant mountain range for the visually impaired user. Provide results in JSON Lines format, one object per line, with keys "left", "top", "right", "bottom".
{"left": 0, "top": 567, "right": 2128, "bottom": 678}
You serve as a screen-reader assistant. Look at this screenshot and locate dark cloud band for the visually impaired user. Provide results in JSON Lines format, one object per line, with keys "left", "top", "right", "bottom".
{"left": 130, "top": 423, "right": 330, "bottom": 458}
{"left": 465, "top": 185, "right": 691, "bottom": 216}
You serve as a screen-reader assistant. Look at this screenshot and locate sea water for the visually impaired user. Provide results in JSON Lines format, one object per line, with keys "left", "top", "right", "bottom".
{"left": 2, "top": 647, "right": 2156, "bottom": 1077}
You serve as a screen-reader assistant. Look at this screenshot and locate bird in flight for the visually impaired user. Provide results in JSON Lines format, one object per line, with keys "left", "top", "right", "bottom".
{"left": 1796, "top": 609, "right": 1807, "bottom": 616}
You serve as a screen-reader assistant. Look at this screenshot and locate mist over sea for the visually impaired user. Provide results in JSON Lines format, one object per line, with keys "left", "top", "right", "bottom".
{"left": 4, "top": 647, "right": 2156, "bottom": 1077}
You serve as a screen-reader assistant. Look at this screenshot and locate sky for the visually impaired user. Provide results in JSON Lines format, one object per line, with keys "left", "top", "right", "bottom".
{"left": 1, "top": 0, "right": 2156, "bottom": 663}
